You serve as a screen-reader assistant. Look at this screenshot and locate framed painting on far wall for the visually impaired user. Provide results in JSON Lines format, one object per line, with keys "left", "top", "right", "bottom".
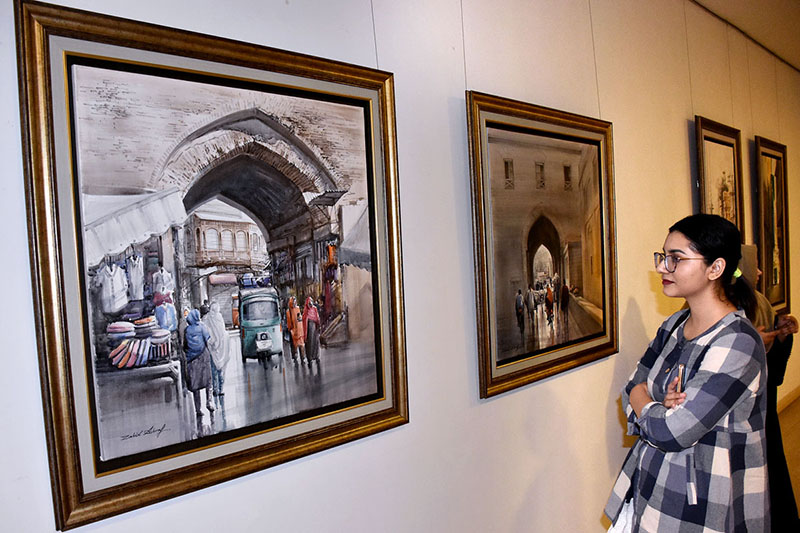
{"left": 695, "top": 115, "right": 745, "bottom": 240}
{"left": 15, "top": 0, "right": 407, "bottom": 529}
{"left": 755, "top": 136, "right": 790, "bottom": 314}
{"left": 466, "top": 91, "right": 618, "bottom": 398}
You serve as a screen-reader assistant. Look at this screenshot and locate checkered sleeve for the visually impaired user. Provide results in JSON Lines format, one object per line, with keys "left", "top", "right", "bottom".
{"left": 635, "top": 325, "right": 764, "bottom": 452}
{"left": 621, "top": 312, "right": 685, "bottom": 435}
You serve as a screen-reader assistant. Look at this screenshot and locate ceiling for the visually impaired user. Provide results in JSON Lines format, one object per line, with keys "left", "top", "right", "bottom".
{"left": 695, "top": 0, "right": 800, "bottom": 71}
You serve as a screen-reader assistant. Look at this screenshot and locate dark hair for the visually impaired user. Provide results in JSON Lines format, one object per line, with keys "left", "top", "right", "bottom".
{"left": 669, "top": 213, "right": 756, "bottom": 317}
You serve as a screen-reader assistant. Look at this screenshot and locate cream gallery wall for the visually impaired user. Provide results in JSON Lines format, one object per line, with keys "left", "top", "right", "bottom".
{"left": 2, "top": 0, "right": 799, "bottom": 532}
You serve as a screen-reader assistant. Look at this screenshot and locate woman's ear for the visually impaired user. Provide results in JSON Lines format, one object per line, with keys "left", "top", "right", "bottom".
{"left": 707, "top": 258, "right": 726, "bottom": 281}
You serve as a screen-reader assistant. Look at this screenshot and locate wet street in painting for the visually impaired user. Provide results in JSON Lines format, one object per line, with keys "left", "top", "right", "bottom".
{"left": 200, "top": 334, "right": 378, "bottom": 437}
{"left": 94, "top": 332, "right": 378, "bottom": 460}
{"left": 496, "top": 295, "right": 603, "bottom": 362}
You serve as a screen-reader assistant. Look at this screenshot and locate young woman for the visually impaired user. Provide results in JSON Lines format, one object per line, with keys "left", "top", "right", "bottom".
{"left": 605, "top": 214, "right": 769, "bottom": 532}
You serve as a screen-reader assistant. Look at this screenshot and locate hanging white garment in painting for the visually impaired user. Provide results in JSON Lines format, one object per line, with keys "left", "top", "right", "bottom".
{"left": 152, "top": 267, "right": 174, "bottom": 294}
{"left": 96, "top": 263, "right": 129, "bottom": 314}
{"left": 126, "top": 255, "right": 144, "bottom": 300}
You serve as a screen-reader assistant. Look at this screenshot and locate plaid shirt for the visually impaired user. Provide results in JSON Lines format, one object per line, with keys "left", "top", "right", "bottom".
{"left": 605, "top": 310, "right": 769, "bottom": 532}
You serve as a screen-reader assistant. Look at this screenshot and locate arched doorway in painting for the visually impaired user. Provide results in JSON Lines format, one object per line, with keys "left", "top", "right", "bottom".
{"left": 526, "top": 216, "right": 560, "bottom": 288}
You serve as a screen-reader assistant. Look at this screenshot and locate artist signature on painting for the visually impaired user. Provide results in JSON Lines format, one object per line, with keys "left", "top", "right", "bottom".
{"left": 120, "top": 423, "right": 169, "bottom": 441}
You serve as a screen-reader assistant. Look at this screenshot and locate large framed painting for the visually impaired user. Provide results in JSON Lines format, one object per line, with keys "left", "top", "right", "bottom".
{"left": 466, "top": 91, "right": 618, "bottom": 398}
{"left": 695, "top": 115, "right": 745, "bottom": 240}
{"left": 15, "top": 0, "right": 407, "bottom": 528}
{"left": 755, "top": 136, "right": 790, "bottom": 314}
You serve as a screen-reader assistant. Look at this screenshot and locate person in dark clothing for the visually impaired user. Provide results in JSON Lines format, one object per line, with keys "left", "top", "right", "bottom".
{"left": 740, "top": 243, "right": 800, "bottom": 529}
{"left": 515, "top": 289, "right": 525, "bottom": 335}
{"left": 183, "top": 309, "right": 215, "bottom": 420}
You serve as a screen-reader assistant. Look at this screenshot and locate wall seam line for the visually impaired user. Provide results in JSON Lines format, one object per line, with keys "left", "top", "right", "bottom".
{"left": 746, "top": 39, "right": 755, "bottom": 134}
{"left": 725, "top": 25, "right": 735, "bottom": 126}
{"left": 370, "top": 0, "right": 380, "bottom": 70}
{"left": 588, "top": 0, "right": 602, "bottom": 119}
{"left": 683, "top": 1, "right": 695, "bottom": 118}
{"left": 775, "top": 58, "right": 782, "bottom": 141}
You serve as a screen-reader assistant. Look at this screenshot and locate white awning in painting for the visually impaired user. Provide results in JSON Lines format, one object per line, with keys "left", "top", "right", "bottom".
{"left": 339, "top": 206, "right": 372, "bottom": 271}
{"left": 82, "top": 188, "right": 187, "bottom": 266}
{"left": 303, "top": 190, "right": 347, "bottom": 207}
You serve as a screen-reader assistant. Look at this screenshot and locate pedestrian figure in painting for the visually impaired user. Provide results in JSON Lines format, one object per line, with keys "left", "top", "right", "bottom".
{"left": 515, "top": 289, "right": 525, "bottom": 337}
{"left": 525, "top": 285, "right": 537, "bottom": 326}
{"left": 182, "top": 309, "right": 215, "bottom": 425}
{"left": 286, "top": 296, "right": 306, "bottom": 363}
{"left": 560, "top": 281, "right": 570, "bottom": 339}
{"left": 553, "top": 272, "right": 561, "bottom": 312}
{"left": 605, "top": 214, "right": 768, "bottom": 532}
{"left": 303, "top": 297, "right": 321, "bottom": 363}
{"left": 545, "top": 284, "right": 554, "bottom": 327}
{"left": 205, "top": 301, "right": 230, "bottom": 403}
{"left": 740, "top": 244, "right": 800, "bottom": 529}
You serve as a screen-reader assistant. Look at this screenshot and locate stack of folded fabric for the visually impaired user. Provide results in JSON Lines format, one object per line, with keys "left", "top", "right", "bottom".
{"left": 133, "top": 316, "right": 157, "bottom": 339}
{"left": 106, "top": 321, "right": 135, "bottom": 342}
{"left": 149, "top": 328, "right": 171, "bottom": 361}
{"left": 106, "top": 320, "right": 172, "bottom": 369}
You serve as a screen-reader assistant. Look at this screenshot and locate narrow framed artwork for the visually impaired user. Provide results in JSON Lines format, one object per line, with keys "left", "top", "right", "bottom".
{"left": 755, "top": 136, "right": 790, "bottom": 314}
{"left": 695, "top": 115, "right": 745, "bottom": 240}
{"left": 15, "top": 0, "right": 407, "bottom": 528}
{"left": 466, "top": 91, "right": 618, "bottom": 399}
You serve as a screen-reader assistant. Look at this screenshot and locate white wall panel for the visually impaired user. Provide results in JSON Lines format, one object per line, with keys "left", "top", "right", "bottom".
{"left": 748, "top": 42, "right": 781, "bottom": 142}
{"left": 591, "top": 0, "right": 692, "bottom": 343}
{"left": 462, "top": 0, "right": 599, "bottom": 117}
{"left": 728, "top": 27, "right": 755, "bottom": 136}
{"left": 41, "top": 0, "right": 379, "bottom": 67}
{"left": 686, "top": 0, "right": 733, "bottom": 124}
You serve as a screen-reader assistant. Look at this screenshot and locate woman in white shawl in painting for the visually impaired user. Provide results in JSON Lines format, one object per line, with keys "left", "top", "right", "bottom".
{"left": 205, "top": 301, "right": 230, "bottom": 402}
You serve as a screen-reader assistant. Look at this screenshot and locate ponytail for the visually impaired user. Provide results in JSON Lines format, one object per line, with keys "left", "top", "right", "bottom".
{"left": 725, "top": 275, "right": 756, "bottom": 320}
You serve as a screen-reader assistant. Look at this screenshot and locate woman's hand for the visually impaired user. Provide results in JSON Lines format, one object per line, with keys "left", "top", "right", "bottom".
{"left": 663, "top": 376, "right": 687, "bottom": 409}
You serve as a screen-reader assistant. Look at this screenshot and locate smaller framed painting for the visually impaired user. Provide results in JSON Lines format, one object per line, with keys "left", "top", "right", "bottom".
{"left": 695, "top": 115, "right": 745, "bottom": 241}
{"left": 466, "top": 91, "right": 618, "bottom": 399}
{"left": 755, "top": 136, "right": 790, "bottom": 314}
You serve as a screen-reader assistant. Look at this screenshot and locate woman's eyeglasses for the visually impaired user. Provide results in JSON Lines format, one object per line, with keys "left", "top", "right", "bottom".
{"left": 653, "top": 252, "right": 705, "bottom": 273}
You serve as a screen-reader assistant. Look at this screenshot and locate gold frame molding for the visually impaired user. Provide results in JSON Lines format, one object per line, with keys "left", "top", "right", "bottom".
{"left": 755, "top": 135, "right": 790, "bottom": 314}
{"left": 695, "top": 115, "right": 745, "bottom": 241}
{"left": 466, "top": 91, "right": 618, "bottom": 398}
{"left": 15, "top": 0, "right": 407, "bottom": 528}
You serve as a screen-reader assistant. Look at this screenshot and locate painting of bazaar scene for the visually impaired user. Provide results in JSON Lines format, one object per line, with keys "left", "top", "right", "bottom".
{"left": 71, "top": 58, "right": 381, "bottom": 468}
{"left": 486, "top": 124, "right": 607, "bottom": 363}
{"left": 701, "top": 138, "right": 739, "bottom": 226}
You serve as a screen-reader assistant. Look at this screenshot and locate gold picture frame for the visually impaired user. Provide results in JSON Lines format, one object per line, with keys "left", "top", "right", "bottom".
{"left": 466, "top": 91, "right": 618, "bottom": 398}
{"left": 695, "top": 115, "right": 745, "bottom": 241}
{"left": 755, "top": 135, "right": 790, "bottom": 314}
{"left": 15, "top": 0, "right": 407, "bottom": 528}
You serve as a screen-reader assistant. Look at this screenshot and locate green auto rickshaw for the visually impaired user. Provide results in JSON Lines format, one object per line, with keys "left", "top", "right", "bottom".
{"left": 238, "top": 286, "right": 283, "bottom": 364}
